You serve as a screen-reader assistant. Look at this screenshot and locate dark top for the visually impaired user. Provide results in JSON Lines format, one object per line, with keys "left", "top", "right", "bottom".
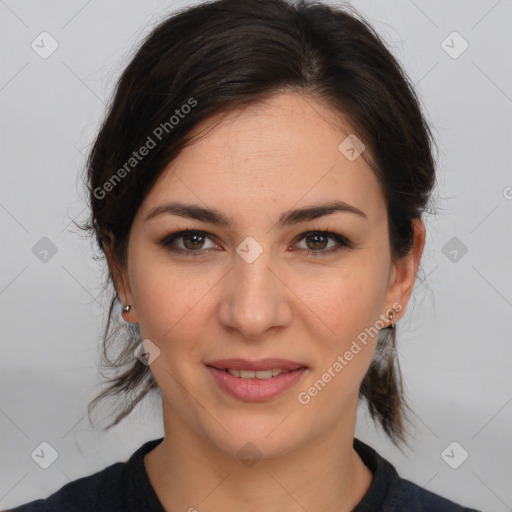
{"left": 6, "top": 437, "right": 481, "bottom": 512}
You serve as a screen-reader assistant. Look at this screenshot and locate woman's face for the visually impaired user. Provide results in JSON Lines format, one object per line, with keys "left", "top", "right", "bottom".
{"left": 114, "top": 92, "right": 422, "bottom": 459}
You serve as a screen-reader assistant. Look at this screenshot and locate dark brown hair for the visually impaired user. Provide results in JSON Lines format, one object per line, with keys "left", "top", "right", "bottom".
{"left": 84, "top": 0, "right": 436, "bottom": 446}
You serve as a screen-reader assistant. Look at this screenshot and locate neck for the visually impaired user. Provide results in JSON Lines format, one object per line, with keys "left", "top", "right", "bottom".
{"left": 145, "top": 400, "right": 373, "bottom": 512}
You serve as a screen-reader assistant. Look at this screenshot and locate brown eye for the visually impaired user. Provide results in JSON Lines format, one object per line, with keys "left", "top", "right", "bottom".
{"left": 295, "top": 230, "right": 352, "bottom": 257}
{"left": 182, "top": 232, "right": 206, "bottom": 250}
{"left": 305, "top": 233, "right": 329, "bottom": 250}
{"left": 160, "top": 230, "right": 217, "bottom": 255}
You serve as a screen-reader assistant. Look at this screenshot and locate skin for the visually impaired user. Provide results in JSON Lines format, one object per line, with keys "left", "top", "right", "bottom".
{"left": 106, "top": 91, "right": 425, "bottom": 512}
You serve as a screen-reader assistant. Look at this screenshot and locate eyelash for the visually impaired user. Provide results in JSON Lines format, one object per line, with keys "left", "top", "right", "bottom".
{"left": 159, "top": 228, "right": 353, "bottom": 258}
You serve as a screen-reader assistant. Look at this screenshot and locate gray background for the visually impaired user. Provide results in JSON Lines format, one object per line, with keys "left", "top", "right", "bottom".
{"left": 1, "top": 0, "right": 511, "bottom": 510}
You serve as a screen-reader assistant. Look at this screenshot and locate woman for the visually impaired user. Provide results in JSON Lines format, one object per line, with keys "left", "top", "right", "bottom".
{"left": 9, "top": 0, "right": 481, "bottom": 510}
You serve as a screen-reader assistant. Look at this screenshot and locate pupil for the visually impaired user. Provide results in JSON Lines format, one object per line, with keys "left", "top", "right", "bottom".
{"left": 184, "top": 233, "right": 204, "bottom": 249}
{"left": 181, "top": 233, "right": 328, "bottom": 251}
{"left": 308, "top": 233, "right": 327, "bottom": 250}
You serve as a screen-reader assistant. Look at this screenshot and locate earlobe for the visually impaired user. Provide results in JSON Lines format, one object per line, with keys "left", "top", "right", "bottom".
{"left": 121, "top": 303, "right": 137, "bottom": 324}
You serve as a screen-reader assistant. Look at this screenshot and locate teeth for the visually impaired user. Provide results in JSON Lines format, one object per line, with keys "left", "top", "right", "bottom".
{"left": 225, "top": 368, "right": 291, "bottom": 379}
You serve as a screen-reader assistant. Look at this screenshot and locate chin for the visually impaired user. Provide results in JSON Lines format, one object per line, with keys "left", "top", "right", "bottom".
{"left": 199, "top": 409, "right": 308, "bottom": 462}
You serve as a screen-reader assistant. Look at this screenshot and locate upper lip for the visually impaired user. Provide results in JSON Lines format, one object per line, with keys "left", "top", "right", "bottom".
{"left": 205, "top": 358, "right": 307, "bottom": 371}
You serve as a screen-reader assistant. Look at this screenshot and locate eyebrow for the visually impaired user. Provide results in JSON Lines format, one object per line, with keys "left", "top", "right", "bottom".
{"left": 145, "top": 200, "right": 368, "bottom": 227}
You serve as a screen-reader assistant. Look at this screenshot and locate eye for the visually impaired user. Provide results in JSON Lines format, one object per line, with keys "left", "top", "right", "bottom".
{"left": 294, "top": 231, "right": 352, "bottom": 257}
{"left": 160, "top": 229, "right": 352, "bottom": 257}
{"left": 160, "top": 229, "right": 218, "bottom": 256}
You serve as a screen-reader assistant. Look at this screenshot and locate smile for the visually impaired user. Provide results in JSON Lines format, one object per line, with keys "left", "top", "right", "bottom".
{"left": 206, "top": 365, "right": 307, "bottom": 401}
{"left": 222, "top": 368, "right": 291, "bottom": 379}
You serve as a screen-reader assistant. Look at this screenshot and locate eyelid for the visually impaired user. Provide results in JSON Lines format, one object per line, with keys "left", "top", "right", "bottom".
{"left": 292, "top": 230, "right": 352, "bottom": 249}
{"left": 159, "top": 228, "right": 352, "bottom": 255}
{"left": 159, "top": 229, "right": 220, "bottom": 251}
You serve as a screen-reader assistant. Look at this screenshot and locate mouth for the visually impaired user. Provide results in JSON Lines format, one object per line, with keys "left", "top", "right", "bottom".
{"left": 205, "top": 357, "right": 307, "bottom": 372}
{"left": 209, "top": 367, "right": 301, "bottom": 379}
{"left": 205, "top": 358, "right": 308, "bottom": 401}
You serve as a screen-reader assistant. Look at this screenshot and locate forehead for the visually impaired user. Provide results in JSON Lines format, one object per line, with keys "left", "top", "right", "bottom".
{"left": 139, "top": 92, "right": 386, "bottom": 223}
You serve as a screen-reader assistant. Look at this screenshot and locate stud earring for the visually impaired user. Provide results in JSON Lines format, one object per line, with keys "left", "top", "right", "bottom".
{"left": 122, "top": 305, "right": 131, "bottom": 313}
{"left": 386, "top": 308, "right": 396, "bottom": 330}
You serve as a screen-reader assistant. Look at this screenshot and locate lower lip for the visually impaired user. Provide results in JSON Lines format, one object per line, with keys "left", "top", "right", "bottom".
{"left": 206, "top": 365, "right": 307, "bottom": 401}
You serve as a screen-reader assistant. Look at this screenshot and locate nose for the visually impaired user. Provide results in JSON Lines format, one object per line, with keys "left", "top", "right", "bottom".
{"left": 217, "top": 248, "right": 292, "bottom": 341}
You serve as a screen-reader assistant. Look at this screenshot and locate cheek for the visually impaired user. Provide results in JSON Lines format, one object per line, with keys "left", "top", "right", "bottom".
{"left": 293, "top": 271, "right": 387, "bottom": 416}
{"left": 129, "top": 257, "right": 217, "bottom": 348}
{"left": 298, "top": 263, "right": 388, "bottom": 342}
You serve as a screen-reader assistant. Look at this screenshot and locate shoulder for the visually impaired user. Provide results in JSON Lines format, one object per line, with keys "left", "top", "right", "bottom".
{"left": 390, "top": 477, "right": 482, "bottom": 512}
{"left": 5, "top": 438, "right": 164, "bottom": 512}
{"left": 5, "top": 461, "right": 126, "bottom": 512}
{"left": 353, "top": 438, "right": 482, "bottom": 512}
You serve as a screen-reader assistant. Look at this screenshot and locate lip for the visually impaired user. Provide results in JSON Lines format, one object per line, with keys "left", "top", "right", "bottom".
{"left": 205, "top": 358, "right": 307, "bottom": 371}
{"left": 206, "top": 365, "right": 308, "bottom": 401}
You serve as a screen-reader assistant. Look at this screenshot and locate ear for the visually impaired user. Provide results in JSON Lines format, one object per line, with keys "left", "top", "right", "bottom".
{"left": 103, "top": 235, "right": 138, "bottom": 324}
{"left": 384, "top": 218, "right": 426, "bottom": 322}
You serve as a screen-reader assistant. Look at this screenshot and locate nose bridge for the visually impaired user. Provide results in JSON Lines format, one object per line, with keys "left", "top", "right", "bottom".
{"left": 219, "top": 238, "right": 290, "bottom": 338}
